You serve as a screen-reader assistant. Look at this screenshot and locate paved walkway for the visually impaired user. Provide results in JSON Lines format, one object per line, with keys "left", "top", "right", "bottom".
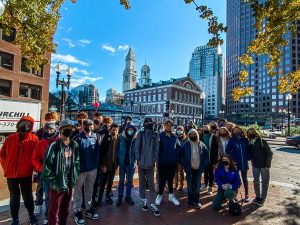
{"left": 0, "top": 180, "right": 299, "bottom": 225}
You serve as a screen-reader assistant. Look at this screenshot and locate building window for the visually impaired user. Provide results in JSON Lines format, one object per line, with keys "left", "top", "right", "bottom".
{"left": 0, "top": 51, "right": 14, "bottom": 70}
{"left": 0, "top": 27, "right": 16, "bottom": 43}
{"left": 21, "top": 57, "right": 43, "bottom": 77}
{"left": 163, "top": 93, "right": 167, "bottom": 100}
{"left": 183, "top": 94, "right": 186, "bottom": 102}
{"left": 179, "top": 93, "right": 182, "bottom": 101}
{"left": 19, "top": 83, "right": 41, "bottom": 100}
{"left": 152, "top": 105, "right": 156, "bottom": 113}
{"left": 143, "top": 96, "right": 146, "bottom": 102}
{"left": 158, "top": 93, "right": 161, "bottom": 101}
{"left": 148, "top": 95, "right": 151, "bottom": 102}
{"left": 0, "top": 79, "right": 11, "bottom": 96}
{"left": 175, "top": 91, "right": 178, "bottom": 100}
{"left": 152, "top": 94, "right": 156, "bottom": 101}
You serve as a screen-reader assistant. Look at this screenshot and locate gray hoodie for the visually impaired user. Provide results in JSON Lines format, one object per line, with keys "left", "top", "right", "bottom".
{"left": 135, "top": 129, "right": 160, "bottom": 169}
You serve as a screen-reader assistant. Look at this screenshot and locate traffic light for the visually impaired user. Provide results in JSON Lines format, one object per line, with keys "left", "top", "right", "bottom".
{"left": 165, "top": 100, "right": 170, "bottom": 112}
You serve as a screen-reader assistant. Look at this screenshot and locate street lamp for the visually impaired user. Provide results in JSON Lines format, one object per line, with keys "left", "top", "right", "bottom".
{"left": 0, "top": 1, "right": 5, "bottom": 17}
{"left": 219, "top": 110, "right": 225, "bottom": 118}
{"left": 56, "top": 62, "right": 73, "bottom": 121}
{"left": 286, "top": 93, "right": 292, "bottom": 136}
{"left": 279, "top": 108, "right": 287, "bottom": 131}
{"left": 200, "top": 92, "right": 205, "bottom": 126}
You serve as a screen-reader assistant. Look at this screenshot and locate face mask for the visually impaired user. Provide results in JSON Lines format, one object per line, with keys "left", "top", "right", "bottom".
{"left": 111, "top": 131, "right": 117, "bottom": 137}
{"left": 211, "top": 126, "right": 217, "bottom": 130}
{"left": 190, "top": 136, "right": 197, "bottom": 142}
{"left": 84, "top": 127, "right": 92, "bottom": 133}
{"left": 222, "top": 161, "right": 229, "bottom": 166}
{"left": 219, "top": 123, "right": 224, "bottom": 127}
{"left": 234, "top": 132, "right": 241, "bottom": 137}
{"left": 19, "top": 125, "right": 31, "bottom": 134}
{"left": 248, "top": 134, "right": 256, "bottom": 139}
{"left": 177, "top": 130, "right": 183, "bottom": 135}
{"left": 203, "top": 130, "right": 210, "bottom": 134}
{"left": 77, "top": 120, "right": 83, "bottom": 126}
{"left": 145, "top": 124, "right": 153, "bottom": 130}
{"left": 159, "top": 129, "right": 164, "bottom": 133}
{"left": 94, "top": 120, "right": 100, "bottom": 125}
{"left": 220, "top": 133, "right": 228, "bottom": 138}
{"left": 127, "top": 130, "right": 134, "bottom": 136}
{"left": 62, "top": 129, "right": 73, "bottom": 137}
{"left": 45, "top": 131, "right": 55, "bottom": 138}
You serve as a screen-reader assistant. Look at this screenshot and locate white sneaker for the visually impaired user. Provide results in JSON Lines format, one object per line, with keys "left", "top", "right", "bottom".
{"left": 43, "top": 219, "right": 48, "bottom": 225}
{"left": 195, "top": 202, "right": 202, "bottom": 209}
{"left": 34, "top": 205, "right": 42, "bottom": 216}
{"left": 155, "top": 195, "right": 163, "bottom": 205}
{"left": 168, "top": 194, "right": 180, "bottom": 206}
{"left": 200, "top": 185, "right": 207, "bottom": 192}
{"left": 207, "top": 187, "right": 213, "bottom": 195}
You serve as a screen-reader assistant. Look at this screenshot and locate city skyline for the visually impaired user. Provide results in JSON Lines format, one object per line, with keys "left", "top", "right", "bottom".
{"left": 49, "top": 0, "right": 226, "bottom": 100}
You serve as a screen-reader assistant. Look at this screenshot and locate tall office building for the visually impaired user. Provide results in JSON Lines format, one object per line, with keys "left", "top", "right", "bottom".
{"left": 72, "top": 84, "right": 99, "bottom": 106}
{"left": 226, "top": 0, "right": 300, "bottom": 120}
{"left": 105, "top": 88, "right": 124, "bottom": 105}
{"left": 189, "top": 45, "right": 223, "bottom": 118}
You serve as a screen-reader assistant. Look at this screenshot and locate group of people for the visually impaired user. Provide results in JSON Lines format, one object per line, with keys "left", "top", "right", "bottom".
{"left": 0, "top": 111, "right": 273, "bottom": 225}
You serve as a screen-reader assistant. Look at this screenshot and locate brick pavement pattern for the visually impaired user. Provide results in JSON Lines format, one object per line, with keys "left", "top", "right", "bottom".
{"left": 0, "top": 182, "right": 299, "bottom": 225}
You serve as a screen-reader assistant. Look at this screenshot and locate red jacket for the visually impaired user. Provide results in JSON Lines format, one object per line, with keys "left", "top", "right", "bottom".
{"left": 31, "top": 134, "right": 59, "bottom": 173}
{"left": 0, "top": 132, "right": 39, "bottom": 178}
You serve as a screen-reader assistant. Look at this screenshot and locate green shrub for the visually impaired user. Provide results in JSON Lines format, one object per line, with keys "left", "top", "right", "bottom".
{"left": 284, "top": 126, "right": 300, "bottom": 136}
{"left": 239, "top": 124, "right": 265, "bottom": 137}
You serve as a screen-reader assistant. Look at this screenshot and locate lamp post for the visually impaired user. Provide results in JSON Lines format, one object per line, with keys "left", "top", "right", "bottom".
{"left": 279, "top": 108, "right": 287, "bottom": 131}
{"left": 219, "top": 110, "right": 225, "bottom": 118}
{"left": 56, "top": 62, "right": 73, "bottom": 121}
{"left": 200, "top": 92, "right": 205, "bottom": 126}
{"left": 287, "top": 93, "right": 292, "bottom": 136}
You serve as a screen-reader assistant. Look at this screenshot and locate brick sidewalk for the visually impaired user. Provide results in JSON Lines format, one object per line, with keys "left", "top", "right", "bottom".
{"left": 0, "top": 181, "right": 299, "bottom": 225}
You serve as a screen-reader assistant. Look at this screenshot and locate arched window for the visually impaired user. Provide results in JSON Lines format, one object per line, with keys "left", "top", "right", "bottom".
{"left": 183, "top": 94, "right": 186, "bottom": 102}
{"left": 179, "top": 93, "right": 182, "bottom": 101}
{"left": 175, "top": 91, "right": 178, "bottom": 100}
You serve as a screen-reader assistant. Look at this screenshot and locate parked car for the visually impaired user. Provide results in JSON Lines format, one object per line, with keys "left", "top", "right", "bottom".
{"left": 286, "top": 135, "right": 300, "bottom": 149}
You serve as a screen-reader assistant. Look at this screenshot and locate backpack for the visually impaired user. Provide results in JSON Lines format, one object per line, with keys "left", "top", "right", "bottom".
{"left": 228, "top": 201, "right": 242, "bottom": 216}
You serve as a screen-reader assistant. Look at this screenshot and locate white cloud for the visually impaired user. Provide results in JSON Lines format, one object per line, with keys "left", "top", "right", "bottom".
{"left": 70, "top": 76, "right": 103, "bottom": 88}
{"left": 102, "top": 44, "right": 116, "bottom": 53}
{"left": 66, "top": 27, "right": 72, "bottom": 33}
{"left": 62, "top": 38, "right": 75, "bottom": 48}
{"left": 118, "top": 44, "right": 129, "bottom": 51}
{"left": 78, "top": 39, "right": 91, "bottom": 46}
{"left": 52, "top": 54, "right": 89, "bottom": 66}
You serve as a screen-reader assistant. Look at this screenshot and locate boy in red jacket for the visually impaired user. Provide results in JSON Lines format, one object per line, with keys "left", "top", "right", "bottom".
{"left": 0, "top": 116, "right": 39, "bottom": 225}
{"left": 32, "top": 122, "right": 59, "bottom": 225}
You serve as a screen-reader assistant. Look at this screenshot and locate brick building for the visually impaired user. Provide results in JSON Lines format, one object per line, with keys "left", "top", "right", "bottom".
{"left": 0, "top": 27, "right": 51, "bottom": 121}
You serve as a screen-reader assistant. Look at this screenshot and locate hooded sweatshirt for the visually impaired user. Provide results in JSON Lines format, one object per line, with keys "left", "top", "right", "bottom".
{"left": 188, "top": 129, "right": 200, "bottom": 170}
{"left": 0, "top": 116, "right": 39, "bottom": 178}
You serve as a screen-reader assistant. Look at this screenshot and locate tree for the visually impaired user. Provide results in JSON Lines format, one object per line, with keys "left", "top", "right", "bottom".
{"left": 1, "top": 0, "right": 300, "bottom": 99}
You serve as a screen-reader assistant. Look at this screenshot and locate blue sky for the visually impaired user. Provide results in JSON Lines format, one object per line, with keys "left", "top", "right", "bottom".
{"left": 50, "top": 0, "right": 226, "bottom": 100}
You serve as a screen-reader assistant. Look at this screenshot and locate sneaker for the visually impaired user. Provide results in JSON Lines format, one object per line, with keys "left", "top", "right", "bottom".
{"left": 194, "top": 202, "right": 202, "bottom": 209}
{"left": 74, "top": 211, "right": 85, "bottom": 225}
{"left": 85, "top": 209, "right": 101, "bottom": 220}
{"left": 43, "top": 219, "right": 48, "bottom": 225}
{"left": 141, "top": 200, "right": 148, "bottom": 212}
{"left": 105, "top": 196, "right": 113, "bottom": 205}
{"left": 125, "top": 196, "right": 135, "bottom": 205}
{"left": 252, "top": 197, "right": 261, "bottom": 205}
{"left": 150, "top": 204, "right": 160, "bottom": 217}
{"left": 34, "top": 205, "right": 42, "bottom": 216}
{"left": 29, "top": 216, "right": 38, "bottom": 225}
{"left": 168, "top": 194, "right": 180, "bottom": 206}
{"left": 207, "top": 187, "right": 213, "bottom": 195}
{"left": 155, "top": 195, "right": 163, "bottom": 206}
{"left": 200, "top": 185, "right": 207, "bottom": 192}
{"left": 187, "top": 202, "right": 194, "bottom": 208}
{"left": 116, "top": 197, "right": 122, "bottom": 207}
{"left": 244, "top": 195, "right": 250, "bottom": 203}
{"left": 11, "top": 219, "right": 19, "bottom": 225}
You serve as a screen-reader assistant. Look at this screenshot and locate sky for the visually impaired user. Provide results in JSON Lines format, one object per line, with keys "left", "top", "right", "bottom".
{"left": 50, "top": 0, "right": 226, "bottom": 101}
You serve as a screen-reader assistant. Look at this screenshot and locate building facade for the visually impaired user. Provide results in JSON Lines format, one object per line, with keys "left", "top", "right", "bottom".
{"left": 226, "top": 0, "right": 300, "bottom": 123}
{"left": 122, "top": 47, "right": 137, "bottom": 92}
{"left": 72, "top": 83, "right": 99, "bottom": 106}
{"left": 105, "top": 88, "right": 124, "bottom": 105}
{"left": 124, "top": 76, "right": 204, "bottom": 126}
{"left": 0, "top": 27, "right": 51, "bottom": 121}
{"left": 189, "top": 45, "right": 223, "bottom": 119}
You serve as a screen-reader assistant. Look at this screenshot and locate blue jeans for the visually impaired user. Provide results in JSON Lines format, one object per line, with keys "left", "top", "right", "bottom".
{"left": 42, "top": 179, "right": 49, "bottom": 219}
{"left": 118, "top": 163, "right": 135, "bottom": 198}
{"left": 186, "top": 169, "right": 201, "bottom": 204}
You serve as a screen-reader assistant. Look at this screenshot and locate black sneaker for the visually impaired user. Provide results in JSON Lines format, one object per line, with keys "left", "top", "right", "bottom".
{"left": 85, "top": 209, "right": 101, "bottom": 220}
{"left": 125, "top": 196, "right": 135, "bottom": 205}
{"left": 116, "top": 197, "right": 122, "bottom": 207}
{"left": 187, "top": 202, "right": 194, "bottom": 208}
{"left": 105, "top": 196, "right": 113, "bottom": 204}
{"left": 257, "top": 198, "right": 265, "bottom": 206}
{"left": 74, "top": 211, "right": 85, "bottom": 225}
{"left": 29, "top": 216, "right": 38, "bottom": 225}
{"left": 11, "top": 219, "right": 19, "bottom": 225}
{"left": 252, "top": 197, "right": 261, "bottom": 205}
{"left": 150, "top": 204, "right": 160, "bottom": 217}
{"left": 141, "top": 200, "right": 148, "bottom": 212}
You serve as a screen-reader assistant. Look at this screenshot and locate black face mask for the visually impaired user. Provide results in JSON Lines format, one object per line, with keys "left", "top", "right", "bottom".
{"left": 190, "top": 136, "right": 197, "bottom": 142}
{"left": 203, "top": 130, "right": 210, "bottom": 134}
{"left": 94, "top": 120, "right": 101, "bottom": 125}
{"left": 211, "top": 126, "right": 217, "bottom": 130}
{"left": 44, "top": 131, "right": 56, "bottom": 138}
{"left": 19, "top": 125, "right": 31, "bottom": 134}
{"left": 145, "top": 124, "right": 153, "bottom": 130}
{"left": 222, "top": 161, "right": 229, "bottom": 166}
{"left": 248, "top": 134, "right": 256, "bottom": 139}
{"left": 62, "top": 129, "right": 73, "bottom": 137}
{"left": 84, "top": 127, "right": 92, "bottom": 133}
{"left": 77, "top": 120, "right": 83, "bottom": 126}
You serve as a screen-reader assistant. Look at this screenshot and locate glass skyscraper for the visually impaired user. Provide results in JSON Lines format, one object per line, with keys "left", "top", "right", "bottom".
{"left": 226, "top": 0, "right": 300, "bottom": 121}
{"left": 189, "top": 45, "right": 223, "bottom": 118}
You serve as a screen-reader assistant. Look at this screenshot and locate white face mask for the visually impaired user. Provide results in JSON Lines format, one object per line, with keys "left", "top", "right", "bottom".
{"left": 159, "top": 129, "right": 164, "bottom": 133}
{"left": 127, "top": 130, "right": 134, "bottom": 136}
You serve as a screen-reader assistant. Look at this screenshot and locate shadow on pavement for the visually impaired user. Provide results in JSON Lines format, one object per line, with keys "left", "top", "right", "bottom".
{"left": 276, "top": 147, "right": 300, "bottom": 154}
